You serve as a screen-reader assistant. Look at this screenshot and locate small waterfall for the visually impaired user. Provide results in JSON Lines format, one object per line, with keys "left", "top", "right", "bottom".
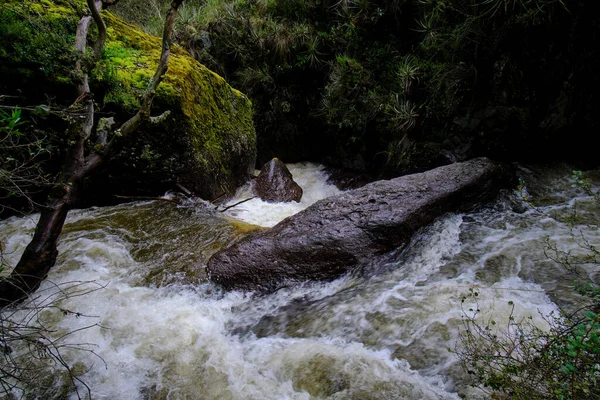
{"left": 222, "top": 162, "right": 342, "bottom": 227}
{"left": 1, "top": 163, "right": 598, "bottom": 399}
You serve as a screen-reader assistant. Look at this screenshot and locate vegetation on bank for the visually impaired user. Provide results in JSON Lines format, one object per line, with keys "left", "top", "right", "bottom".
{"left": 459, "top": 285, "right": 600, "bottom": 399}
{"left": 0, "top": 0, "right": 256, "bottom": 207}
{"left": 1, "top": 0, "right": 599, "bottom": 398}
{"left": 113, "top": 0, "right": 598, "bottom": 176}
{"left": 457, "top": 172, "right": 600, "bottom": 399}
{"left": 0, "top": 107, "right": 51, "bottom": 214}
{"left": 2, "top": 0, "right": 597, "bottom": 198}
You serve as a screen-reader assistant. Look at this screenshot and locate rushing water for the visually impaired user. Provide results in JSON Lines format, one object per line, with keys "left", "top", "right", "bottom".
{"left": 1, "top": 163, "right": 599, "bottom": 399}
{"left": 222, "top": 163, "right": 343, "bottom": 227}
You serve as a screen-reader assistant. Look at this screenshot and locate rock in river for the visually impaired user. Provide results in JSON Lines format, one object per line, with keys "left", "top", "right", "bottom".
{"left": 207, "top": 158, "right": 513, "bottom": 291}
{"left": 254, "top": 158, "right": 303, "bottom": 203}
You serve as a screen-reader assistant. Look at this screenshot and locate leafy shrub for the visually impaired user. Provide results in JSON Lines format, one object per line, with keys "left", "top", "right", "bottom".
{"left": 458, "top": 289, "right": 600, "bottom": 399}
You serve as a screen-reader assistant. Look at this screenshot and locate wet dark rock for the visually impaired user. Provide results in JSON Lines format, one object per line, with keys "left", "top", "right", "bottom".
{"left": 325, "top": 168, "right": 374, "bottom": 190}
{"left": 254, "top": 158, "right": 303, "bottom": 203}
{"left": 207, "top": 158, "right": 514, "bottom": 291}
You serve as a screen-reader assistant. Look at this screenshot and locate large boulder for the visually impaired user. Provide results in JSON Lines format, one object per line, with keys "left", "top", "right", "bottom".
{"left": 95, "top": 12, "right": 256, "bottom": 200}
{"left": 207, "top": 158, "right": 513, "bottom": 291}
{"left": 254, "top": 158, "right": 303, "bottom": 202}
{"left": 0, "top": 1, "right": 256, "bottom": 201}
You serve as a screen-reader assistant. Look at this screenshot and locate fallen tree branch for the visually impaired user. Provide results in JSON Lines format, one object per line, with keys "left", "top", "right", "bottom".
{"left": 174, "top": 183, "right": 194, "bottom": 197}
{"left": 211, "top": 192, "right": 227, "bottom": 203}
{"left": 219, "top": 196, "right": 256, "bottom": 212}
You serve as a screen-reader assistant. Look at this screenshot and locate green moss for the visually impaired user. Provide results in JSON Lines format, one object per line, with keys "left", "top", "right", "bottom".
{"left": 0, "top": 1, "right": 77, "bottom": 84}
{"left": 102, "top": 7, "right": 255, "bottom": 199}
{"left": 1, "top": 0, "right": 256, "bottom": 200}
{"left": 97, "top": 12, "right": 256, "bottom": 183}
{"left": 226, "top": 218, "right": 264, "bottom": 236}
{"left": 97, "top": 3, "right": 256, "bottom": 194}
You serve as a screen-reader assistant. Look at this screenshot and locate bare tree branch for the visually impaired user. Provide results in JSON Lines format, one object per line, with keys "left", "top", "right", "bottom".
{"left": 0, "top": 0, "right": 185, "bottom": 307}
{"left": 83, "top": 0, "right": 184, "bottom": 176}
{"left": 87, "top": 0, "right": 106, "bottom": 64}
{"left": 1, "top": 280, "right": 107, "bottom": 398}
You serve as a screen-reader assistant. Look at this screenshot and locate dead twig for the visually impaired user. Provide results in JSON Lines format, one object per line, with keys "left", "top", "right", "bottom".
{"left": 219, "top": 196, "right": 257, "bottom": 212}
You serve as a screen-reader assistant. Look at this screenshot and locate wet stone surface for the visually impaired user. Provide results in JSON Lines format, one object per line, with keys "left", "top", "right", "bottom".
{"left": 208, "top": 158, "right": 514, "bottom": 291}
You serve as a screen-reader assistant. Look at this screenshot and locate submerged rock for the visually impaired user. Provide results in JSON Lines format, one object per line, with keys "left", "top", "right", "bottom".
{"left": 254, "top": 158, "right": 303, "bottom": 203}
{"left": 207, "top": 158, "right": 513, "bottom": 291}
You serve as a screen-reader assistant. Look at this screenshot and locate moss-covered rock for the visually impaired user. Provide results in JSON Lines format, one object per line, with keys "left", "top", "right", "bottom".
{"left": 0, "top": 0, "right": 256, "bottom": 201}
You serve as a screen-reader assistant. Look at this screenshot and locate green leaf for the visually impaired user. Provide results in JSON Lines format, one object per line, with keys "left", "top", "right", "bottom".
{"left": 584, "top": 310, "right": 597, "bottom": 320}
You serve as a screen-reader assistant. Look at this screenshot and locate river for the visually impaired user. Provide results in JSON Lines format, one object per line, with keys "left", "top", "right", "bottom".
{"left": 1, "top": 162, "right": 598, "bottom": 399}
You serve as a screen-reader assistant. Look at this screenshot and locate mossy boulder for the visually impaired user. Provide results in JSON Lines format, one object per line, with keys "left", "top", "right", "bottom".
{"left": 0, "top": 0, "right": 256, "bottom": 201}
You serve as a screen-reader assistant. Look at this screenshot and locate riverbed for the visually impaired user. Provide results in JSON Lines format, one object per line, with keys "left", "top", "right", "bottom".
{"left": 1, "top": 163, "right": 598, "bottom": 399}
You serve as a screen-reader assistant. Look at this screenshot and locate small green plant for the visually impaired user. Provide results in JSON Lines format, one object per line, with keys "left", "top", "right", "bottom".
{"left": 0, "top": 108, "right": 26, "bottom": 138}
{"left": 414, "top": 13, "right": 438, "bottom": 45}
{"left": 572, "top": 170, "right": 600, "bottom": 203}
{"left": 0, "top": 107, "right": 50, "bottom": 212}
{"left": 458, "top": 289, "right": 600, "bottom": 399}
{"left": 384, "top": 133, "right": 415, "bottom": 171}
{"left": 396, "top": 55, "right": 420, "bottom": 95}
{"left": 301, "top": 36, "right": 325, "bottom": 68}
{"left": 386, "top": 94, "right": 419, "bottom": 132}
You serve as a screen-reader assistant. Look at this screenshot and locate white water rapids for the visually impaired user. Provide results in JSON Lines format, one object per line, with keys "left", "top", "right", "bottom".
{"left": 1, "top": 163, "right": 599, "bottom": 399}
{"left": 222, "top": 163, "right": 343, "bottom": 227}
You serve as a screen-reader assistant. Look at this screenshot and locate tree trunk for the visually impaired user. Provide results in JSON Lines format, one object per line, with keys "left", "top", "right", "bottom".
{"left": 0, "top": 0, "right": 184, "bottom": 308}
{"left": 0, "top": 183, "right": 77, "bottom": 307}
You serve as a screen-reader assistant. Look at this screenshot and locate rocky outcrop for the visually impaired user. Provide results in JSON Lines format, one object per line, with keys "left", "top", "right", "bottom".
{"left": 207, "top": 158, "right": 513, "bottom": 291}
{"left": 95, "top": 12, "right": 256, "bottom": 200}
{"left": 0, "top": 1, "right": 256, "bottom": 201}
{"left": 254, "top": 158, "right": 303, "bottom": 202}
